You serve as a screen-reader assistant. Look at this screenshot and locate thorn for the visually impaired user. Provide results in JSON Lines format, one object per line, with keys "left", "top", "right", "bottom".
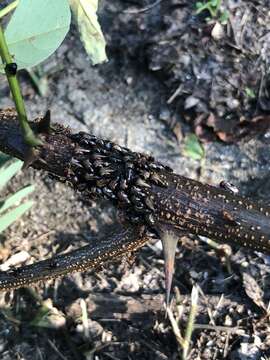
{"left": 37, "top": 110, "right": 51, "bottom": 134}
{"left": 22, "top": 147, "right": 38, "bottom": 170}
{"left": 160, "top": 230, "right": 179, "bottom": 307}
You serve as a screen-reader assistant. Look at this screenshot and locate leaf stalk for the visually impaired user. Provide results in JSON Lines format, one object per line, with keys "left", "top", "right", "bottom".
{"left": 0, "top": 22, "right": 41, "bottom": 147}
{"left": 0, "top": 0, "right": 19, "bottom": 19}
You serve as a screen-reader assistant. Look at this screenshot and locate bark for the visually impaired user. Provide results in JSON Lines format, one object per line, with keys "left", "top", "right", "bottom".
{"left": 0, "top": 108, "right": 270, "bottom": 257}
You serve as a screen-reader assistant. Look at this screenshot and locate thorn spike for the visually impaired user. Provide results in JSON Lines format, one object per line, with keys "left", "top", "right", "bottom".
{"left": 160, "top": 230, "right": 179, "bottom": 306}
{"left": 22, "top": 147, "right": 38, "bottom": 170}
{"left": 37, "top": 110, "right": 51, "bottom": 134}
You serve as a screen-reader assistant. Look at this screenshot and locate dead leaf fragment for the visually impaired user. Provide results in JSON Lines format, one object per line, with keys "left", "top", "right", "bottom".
{"left": 69, "top": 0, "right": 107, "bottom": 65}
{"left": 242, "top": 272, "right": 266, "bottom": 311}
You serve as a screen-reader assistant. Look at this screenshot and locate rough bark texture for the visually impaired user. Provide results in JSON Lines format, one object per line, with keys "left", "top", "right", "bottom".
{"left": 1, "top": 108, "right": 270, "bottom": 259}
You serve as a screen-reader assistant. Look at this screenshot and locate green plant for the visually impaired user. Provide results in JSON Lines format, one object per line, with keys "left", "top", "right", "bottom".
{"left": 196, "top": 0, "right": 229, "bottom": 24}
{"left": 184, "top": 134, "right": 205, "bottom": 161}
{"left": 0, "top": 0, "right": 106, "bottom": 70}
{"left": 0, "top": 160, "right": 35, "bottom": 234}
{"left": 0, "top": 0, "right": 105, "bottom": 236}
{"left": 0, "top": 0, "right": 106, "bottom": 149}
{"left": 245, "top": 87, "right": 256, "bottom": 99}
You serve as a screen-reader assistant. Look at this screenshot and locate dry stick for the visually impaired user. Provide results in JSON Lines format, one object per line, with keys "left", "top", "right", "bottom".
{"left": 123, "top": 0, "right": 164, "bottom": 14}
{"left": 193, "top": 324, "right": 245, "bottom": 335}
{"left": 1, "top": 112, "right": 270, "bottom": 292}
{"left": 80, "top": 298, "right": 90, "bottom": 339}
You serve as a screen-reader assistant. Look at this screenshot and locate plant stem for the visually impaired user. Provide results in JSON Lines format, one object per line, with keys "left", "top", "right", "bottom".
{"left": 0, "top": 0, "right": 19, "bottom": 19}
{"left": 182, "top": 286, "right": 199, "bottom": 360}
{"left": 0, "top": 23, "right": 41, "bottom": 146}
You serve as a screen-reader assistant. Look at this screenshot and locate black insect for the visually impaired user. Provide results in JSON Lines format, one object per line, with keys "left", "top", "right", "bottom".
{"left": 117, "top": 191, "right": 131, "bottom": 204}
{"left": 5, "top": 62, "right": 17, "bottom": 76}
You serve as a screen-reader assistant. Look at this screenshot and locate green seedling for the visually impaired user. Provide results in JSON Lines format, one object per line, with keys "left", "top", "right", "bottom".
{"left": 0, "top": 160, "right": 34, "bottom": 234}
{"left": 245, "top": 87, "right": 256, "bottom": 99}
{"left": 184, "top": 134, "right": 205, "bottom": 161}
{"left": 0, "top": 0, "right": 106, "bottom": 149}
{"left": 196, "top": 0, "right": 229, "bottom": 24}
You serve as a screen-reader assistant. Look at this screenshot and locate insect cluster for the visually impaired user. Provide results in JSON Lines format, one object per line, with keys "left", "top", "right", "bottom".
{"left": 67, "top": 132, "right": 172, "bottom": 225}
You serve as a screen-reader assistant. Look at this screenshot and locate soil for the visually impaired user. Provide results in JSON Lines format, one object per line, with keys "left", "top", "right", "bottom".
{"left": 0, "top": 0, "right": 270, "bottom": 359}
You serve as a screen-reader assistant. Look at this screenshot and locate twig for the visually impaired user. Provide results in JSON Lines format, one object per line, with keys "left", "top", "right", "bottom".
{"left": 193, "top": 324, "right": 245, "bottom": 335}
{"left": 80, "top": 298, "right": 90, "bottom": 339}
{"left": 123, "top": 0, "right": 164, "bottom": 14}
{"left": 140, "top": 340, "right": 169, "bottom": 360}
{"left": 47, "top": 339, "right": 67, "bottom": 360}
{"left": 167, "top": 84, "right": 183, "bottom": 104}
{"left": 223, "top": 332, "right": 231, "bottom": 358}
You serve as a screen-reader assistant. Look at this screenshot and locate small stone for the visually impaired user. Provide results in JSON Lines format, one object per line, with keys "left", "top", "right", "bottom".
{"left": 185, "top": 96, "right": 200, "bottom": 109}
{"left": 227, "top": 98, "right": 240, "bottom": 110}
{"left": 211, "top": 22, "right": 225, "bottom": 40}
{"left": 126, "top": 77, "right": 133, "bottom": 85}
{"left": 159, "top": 107, "right": 171, "bottom": 122}
{"left": 224, "top": 315, "right": 233, "bottom": 326}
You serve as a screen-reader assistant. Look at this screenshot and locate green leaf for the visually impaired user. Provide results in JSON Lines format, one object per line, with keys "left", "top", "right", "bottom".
{"left": 245, "top": 87, "right": 256, "bottom": 99}
{"left": 196, "top": 2, "right": 204, "bottom": 9}
{"left": 0, "top": 160, "right": 22, "bottom": 191}
{"left": 0, "top": 185, "right": 35, "bottom": 214}
{"left": 184, "top": 134, "right": 205, "bottom": 161}
{"left": 69, "top": 0, "right": 107, "bottom": 65}
{"left": 219, "top": 10, "right": 229, "bottom": 24}
{"left": 0, "top": 200, "right": 34, "bottom": 233}
{"left": 2, "top": 0, "right": 71, "bottom": 70}
{"left": 211, "top": 0, "right": 220, "bottom": 6}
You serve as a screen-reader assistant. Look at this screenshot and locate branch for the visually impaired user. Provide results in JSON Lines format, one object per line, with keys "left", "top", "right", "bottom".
{"left": 0, "top": 222, "right": 147, "bottom": 290}
{"left": 0, "top": 108, "right": 270, "bottom": 257}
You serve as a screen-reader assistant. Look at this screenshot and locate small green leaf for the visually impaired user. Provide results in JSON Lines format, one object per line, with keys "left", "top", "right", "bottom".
{"left": 196, "top": 2, "right": 204, "bottom": 9}
{"left": 245, "top": 87, "right": 256, "bottom": 99}
{"left": 0, "top": 200, "right": 34, "bottom": 233}
{"left": 219, "top": 10, "right": 229, "bottom": 24}
{"left": 0, "top": 185, "right": 35, "bottom": 214}
{"left": 211, "top": 0, "right": 220, "bottom": 6}
{"left": 196, "top": 2, "right": 209, "bottom": 14}
{"left": 0, "top": 160, "right": 22, "bottom": 191}
{"left": 69, "top": 0, "right": 107, "bottom": 65}
{"left": 184, "top": 134, "right": 205, "bottom": 161}
{"left": 1, "top": 0, "right": 71, "bottom": 71}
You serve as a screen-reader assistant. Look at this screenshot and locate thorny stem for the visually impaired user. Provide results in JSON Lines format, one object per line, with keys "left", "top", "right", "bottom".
{"left": 0, "top": 23, "right": 42, "bottom": 147}
{"left": 0, "top": 0, "right": 19, "bottom": 19}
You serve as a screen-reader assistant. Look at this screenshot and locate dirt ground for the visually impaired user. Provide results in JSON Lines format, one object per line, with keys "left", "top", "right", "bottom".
{"left": 0, "top": 0, "right": 270, "bottom": 359}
